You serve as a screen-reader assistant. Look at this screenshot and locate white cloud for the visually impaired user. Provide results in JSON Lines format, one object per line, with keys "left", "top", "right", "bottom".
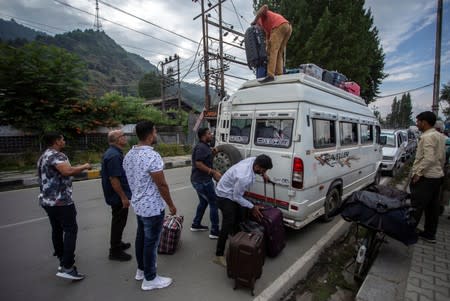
{"left": 365, "top": 0, "right": 436, "bottom": 54}
{"left": 384, "top": 73, "right": 416, "bottom": 82}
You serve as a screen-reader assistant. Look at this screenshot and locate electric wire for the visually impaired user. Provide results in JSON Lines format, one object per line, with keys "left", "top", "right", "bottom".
{"left": 54, "top": 0, "right": 195, "bottom": 53}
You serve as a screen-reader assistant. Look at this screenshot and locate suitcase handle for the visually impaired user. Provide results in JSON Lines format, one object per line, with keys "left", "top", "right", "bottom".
{"left": 263, "top": 180, "right": 277, "bottom": 208}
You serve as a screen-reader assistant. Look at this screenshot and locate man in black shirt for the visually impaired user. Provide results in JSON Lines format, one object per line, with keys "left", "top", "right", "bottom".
{"left": 190, "top": 128, "right": 221, "bottom": 239}
{"left": 101, "top": 130, "right": 132, "bottom": 261}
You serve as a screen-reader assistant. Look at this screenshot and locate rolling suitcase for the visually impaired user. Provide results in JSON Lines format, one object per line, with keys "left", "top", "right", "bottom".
{"left": 226, "top": 231, "right": 265, "bottom": 296}
{"left": 340, "top": 81, "right": 361, "bottom": 96}
{"left": 158, "top": 215, "right": 183, "bottom": 254}
{"left": 322, "top": 70, "right": 348, "bottom": 87}
{"left": 252, "top": 181, "right": 286, "bottom": 257}
{"left": 245, "top": 25, "right": 267, "bottom": 68}
{"left": 299, "top": 63, "right": 324, "bottom": 80}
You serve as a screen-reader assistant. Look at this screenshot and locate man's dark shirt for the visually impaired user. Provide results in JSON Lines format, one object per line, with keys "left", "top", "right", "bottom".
{"left": 101, "top": 145, "right": 131, "bottom": 206}
{"left": 191, "top": 141, "right": 213, "bottom": 183}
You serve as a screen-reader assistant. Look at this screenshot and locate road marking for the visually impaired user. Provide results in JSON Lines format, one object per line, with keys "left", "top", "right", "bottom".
{"left": 0, "top": 185, "right": 193, "bottom": 229}
{"left": 0, "top": 217, "right": 48, "bottom": 230}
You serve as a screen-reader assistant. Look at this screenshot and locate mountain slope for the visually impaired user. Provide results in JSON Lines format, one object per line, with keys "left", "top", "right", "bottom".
{"left": 0, "top": 18, "right": 48, "bottom": 42}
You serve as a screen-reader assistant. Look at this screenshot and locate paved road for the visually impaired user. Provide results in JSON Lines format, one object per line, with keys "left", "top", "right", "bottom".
{"left": 0, "top": 166, "right": 345, "bottom": 301}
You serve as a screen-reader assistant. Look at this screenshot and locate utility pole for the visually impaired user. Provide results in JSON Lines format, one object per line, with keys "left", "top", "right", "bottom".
{"left": 432, "top": 0, "right": 443, "bottom": 115}
{"left": 200, "top": 0, "right": 211, "bottom": 110}
{"left": 160, "top": 54, "right": 181, "bottom": 111}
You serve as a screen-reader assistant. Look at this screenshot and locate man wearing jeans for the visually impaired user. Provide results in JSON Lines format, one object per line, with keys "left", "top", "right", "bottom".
{"left": 214, "top": 155, "right": 272, "bottom": 267}
{"left": 190, "top": 128, "right": 221, "bottom": 239}
{"left": 38, "top": 132, "right": 91, "bottom": 280}
{"left": 101, "top": 130, "right": 132, "bottom": 261}
{"left": 410, "top": 111, "right": 446, "bottom": 243}
{"left": 123, "top": 121, "right": 177, "bottom": 291}
{"left": 251, "top": 4, "right": 292, "bottom": 83}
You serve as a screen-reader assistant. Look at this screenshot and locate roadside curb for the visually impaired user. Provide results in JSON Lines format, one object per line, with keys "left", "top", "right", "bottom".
{"left": 0, "top": 159, "right": 192, "bottom": 190}
{"left": 254, "top": 219, "right": 350, "bottom": 301}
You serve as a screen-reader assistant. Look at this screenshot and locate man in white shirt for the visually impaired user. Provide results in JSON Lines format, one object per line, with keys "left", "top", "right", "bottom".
{"left": 410, "top": 111, "right": 446, "bottom": 243}
{"left": 214, "top": 155, "right": 273, "bottom": 267}
{"left": 123, "top": 121, "right": 177, "bottom": 290}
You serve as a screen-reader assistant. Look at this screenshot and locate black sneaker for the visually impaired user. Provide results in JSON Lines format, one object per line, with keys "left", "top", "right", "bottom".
{"left": 109, "top": 250, "right": 132, "bottom": 261}
{"left": 56, "top": 266, "right": 85, "bottom": 280}
{"left": 120, "top": 242, "right": 131, "bottom": 250}
{"left": 419, "top": 232, "right": 437, "bottom": 244}
{"left": 190, "top": 224, "right": 209, "bottom": 232}
{"left": 258, "top": 75, "right": 274, "bottom": 83}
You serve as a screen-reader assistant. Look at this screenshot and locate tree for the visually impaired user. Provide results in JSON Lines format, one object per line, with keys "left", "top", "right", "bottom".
{"left": 253, "top": 0, "right": 386, "bottom": 103}
{"left": 440, "top": 82, "right": 450, "bottom": 119}
{"left": 0, "top": 42, "right": 87, "bottom": 133}
{"left": 138, "top": 71, "right": 161, "bottom": 99}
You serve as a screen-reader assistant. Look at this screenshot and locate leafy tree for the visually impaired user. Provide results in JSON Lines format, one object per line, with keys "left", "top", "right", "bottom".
{"left": 253, "top": 0, "right": 386, "bottom": 103}
{"left": 0, "top": 42, "right": 87, "bottom": 133}
{"left": 440, "top": 82, "right": 450, "bottom": 119}
{"left": 399, "top": 93, "right": 412, "bottom": 127}
{"left": 138, "top": 72, "right": 161, "bottom": 99}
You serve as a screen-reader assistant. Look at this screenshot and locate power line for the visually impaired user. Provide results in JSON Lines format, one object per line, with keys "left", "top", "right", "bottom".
{"left": 229, "top": 0, "right": 245, "bottom": 32}
{"left": 54, "top": 0, "right": 195, "bottom": 53}
{"left": 374, "top": 83, "right": 433, "bottom": 99}
{"left": 97, "top": 0, "right": 199, "bottom": 45}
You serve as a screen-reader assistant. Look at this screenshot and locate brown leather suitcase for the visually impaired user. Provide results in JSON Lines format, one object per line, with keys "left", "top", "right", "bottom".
{"left": 226, "top": 231, "right": 265, "bottom": 296}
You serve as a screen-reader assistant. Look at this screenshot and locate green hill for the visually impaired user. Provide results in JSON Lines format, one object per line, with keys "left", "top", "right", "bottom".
{"left": 0, "top": 18, "right": 48, "bottom": 42}
{"left": 0, "top": 19, "right": 219, "bottom": 110}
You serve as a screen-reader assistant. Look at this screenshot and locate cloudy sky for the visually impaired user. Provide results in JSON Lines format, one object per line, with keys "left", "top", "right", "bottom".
{"left": 0, "top": 0, "right": 449, "bottom": 118}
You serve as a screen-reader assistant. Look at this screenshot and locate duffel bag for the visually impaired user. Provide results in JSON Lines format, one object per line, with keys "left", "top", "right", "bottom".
{"left": 158, "top": 215, "right": 184, "bottom": 254}
{"left": 341, "top": 191, "right": 417, "bottom": 245}
{"left": 366, "top": 185, "right": 410, "bottom": 202}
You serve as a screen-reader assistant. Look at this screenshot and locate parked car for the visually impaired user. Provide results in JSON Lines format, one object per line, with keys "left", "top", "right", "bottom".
{"left": 380, "top": 129, "right": 407, "bottom": 177}
{"left": 446, "top": 137, "right": 450, "bottom": 164}
{"left": 404, "top": 129, "right": 418, "bottom": 159}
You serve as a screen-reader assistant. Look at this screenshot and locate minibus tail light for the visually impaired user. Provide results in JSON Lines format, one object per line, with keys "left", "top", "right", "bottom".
{"left": 292, "top": 157, "right": 304, "bottom": 189}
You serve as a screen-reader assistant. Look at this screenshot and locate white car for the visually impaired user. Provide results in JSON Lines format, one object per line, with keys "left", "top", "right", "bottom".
{"left": 380, "top": 129, "right": 407, "bottom": 176}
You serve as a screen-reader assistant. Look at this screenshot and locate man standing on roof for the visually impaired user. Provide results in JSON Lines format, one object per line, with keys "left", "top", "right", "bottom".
{"left": 251, "top": 4, "right": 292, "bottom": 83}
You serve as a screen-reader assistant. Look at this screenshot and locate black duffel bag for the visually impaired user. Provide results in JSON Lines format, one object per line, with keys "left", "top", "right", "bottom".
{"left": 341, "top": 190, "right": 418, "bottom": 245}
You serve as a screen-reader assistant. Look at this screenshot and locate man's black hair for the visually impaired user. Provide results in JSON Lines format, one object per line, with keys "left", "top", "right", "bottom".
{"left": 135, "top": 120, "right": 155, "bottom": 141}
{"left": 43, "top": 132, "right": 63, "bottom": 147}
{"left": 416, "top": 111, "right": 436, "bottom": 127}
{"left": 197, "top": 127, "right": 210, "bottom": 140}
{"left": 254, "top": 154, "right": 273, "bottom": 170}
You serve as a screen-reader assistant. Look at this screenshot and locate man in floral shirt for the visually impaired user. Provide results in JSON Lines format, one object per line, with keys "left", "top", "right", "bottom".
{"left": 38, "top": 133, "right": 91, "bottom": 280}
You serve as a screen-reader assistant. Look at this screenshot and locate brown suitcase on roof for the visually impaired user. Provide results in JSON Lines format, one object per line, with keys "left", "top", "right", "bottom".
{"left": 226, "top": 231, "right": 265, "bottom": 296}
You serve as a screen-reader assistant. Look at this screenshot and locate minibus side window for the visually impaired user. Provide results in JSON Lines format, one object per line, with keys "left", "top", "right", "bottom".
{"left": 229, "top": 119, "right": 252, "bottom": 144}
{"left": 312, "top": 119, "right": 336, "bottom": 149}
{"left": 360, "top": 124, "right": 373, "bottom": 144}
{"left": 254, "top": 119, "right": 293, "bottom": 148}
{"left": 339, "top": 122, "right": 358, "bottom": 145}
{"left": 375, "top": 126, "right": 381, "bottom": 144}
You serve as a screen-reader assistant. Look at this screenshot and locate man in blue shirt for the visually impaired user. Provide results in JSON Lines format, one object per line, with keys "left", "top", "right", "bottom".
{"left": 101, "top": 130, "right": 132, "bottom": 261}
{"left": 214, "top": 155, "right": 272, "bottom": 267}
{"left": 190, "top": 128, "right": 221, "bottom": 239}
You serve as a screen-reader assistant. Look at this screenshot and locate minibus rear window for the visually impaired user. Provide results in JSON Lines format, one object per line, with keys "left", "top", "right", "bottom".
{"left": 254, "top": 119, "right": 293, "bottom": 148}
{"left": 229, "top": 119, "right": 252, "bottom": 144}
{"left": 313, "top": 119, "right": 336, "bottom": 149}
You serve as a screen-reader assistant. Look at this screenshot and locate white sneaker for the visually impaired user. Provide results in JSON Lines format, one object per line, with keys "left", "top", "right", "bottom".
{"left": 135, "top": 269, "right": 144, "bottom": 281}
{"left": 141, "top": 275, "right": 173, "bottom": 291}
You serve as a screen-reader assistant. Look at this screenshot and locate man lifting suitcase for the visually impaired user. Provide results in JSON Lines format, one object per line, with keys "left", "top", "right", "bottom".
{"left": 213, "top": 155, "right": 272, "bottom": 267}
{"left": 251, "top": 4, "right": 292, "bottom": 83}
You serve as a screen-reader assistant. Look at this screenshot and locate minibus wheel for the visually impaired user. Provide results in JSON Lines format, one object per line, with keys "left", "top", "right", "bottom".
{"left": 213, "top": 144, "right": 242, "bottom": 174}
{"left": 321, "top": 187, "right": 341, "bottom": 222}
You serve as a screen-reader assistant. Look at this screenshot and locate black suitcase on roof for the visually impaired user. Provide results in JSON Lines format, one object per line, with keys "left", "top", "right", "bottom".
{"left": 245, "top": 25, "right": 267, "bottom": 68}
